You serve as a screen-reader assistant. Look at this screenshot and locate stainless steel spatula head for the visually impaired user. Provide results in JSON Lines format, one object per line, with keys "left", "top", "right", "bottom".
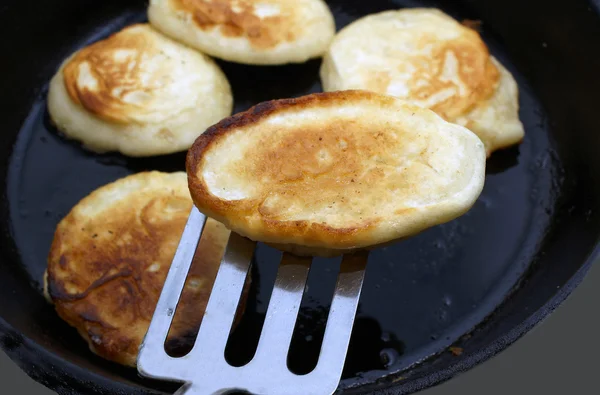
{"left": 138, "top": 206, "right": 367, "bottom": 395}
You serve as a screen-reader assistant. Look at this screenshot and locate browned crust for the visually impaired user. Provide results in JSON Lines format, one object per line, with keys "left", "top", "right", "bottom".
{"left": 412, "top": 34, "right": 499, "bottom": 120}
{"left": 62, "top": 24, "right": 158, "bottom": 124}
{"left": 325, "top": 11, "right": 499, "bottom": 122}
{"left": 171, "top": 0, "right": 297, "bottom": 49}
{"left": 186, "top": 90, "right": 396, "bottom": 166}
{"left": 45, "top": 173, "right": 244, "bottom": 366}
{"left": 186, "top": 90, "right": 403, "bottom": 250}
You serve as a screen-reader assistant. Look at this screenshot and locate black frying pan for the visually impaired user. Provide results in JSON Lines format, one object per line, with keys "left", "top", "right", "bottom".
{"left": 1, "top": 0, "right": 600, "bottom": 394}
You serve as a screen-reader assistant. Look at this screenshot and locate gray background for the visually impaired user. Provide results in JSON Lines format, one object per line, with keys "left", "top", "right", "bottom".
{"left": 2, "top": 262, "right": 598, "bottom": 394}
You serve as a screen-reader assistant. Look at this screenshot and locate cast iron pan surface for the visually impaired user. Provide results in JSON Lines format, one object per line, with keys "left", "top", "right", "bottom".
{"left": 1, "top": 0, "right": 600, "bottom": 394}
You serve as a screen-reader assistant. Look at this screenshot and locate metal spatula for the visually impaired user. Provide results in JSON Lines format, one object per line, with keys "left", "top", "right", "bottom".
{"left": 138, "top": 206, "right": 368, "bottom": 395}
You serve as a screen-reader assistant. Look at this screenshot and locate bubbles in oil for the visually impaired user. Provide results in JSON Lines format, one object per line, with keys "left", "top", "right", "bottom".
{"left": 380, "top": 348, "right": 400, "bottom": 369}
{"left": 437, "top": 309, "right": 448, "bottom": 322}
{"left": 342, "top": 321, "right": 406, "bottom": 378}
{"left": 528, "top": 148, "right": 564, "bottom": 213}
{"left": 378, "top": 331, "right": 405, "bottom": 369}
{"left": 478, "top": 195, "right": 494, "bottom": 209}
{"left": 443, "top": 295, "right": 452, "bottom": 307}
{"left": 586, "top": 209, "right": 594, "bottom": 222}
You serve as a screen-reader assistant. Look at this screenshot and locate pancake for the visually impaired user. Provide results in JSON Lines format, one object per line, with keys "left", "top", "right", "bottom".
{"left": 45, "top": 172, "right": 237, "bottom": 367}
{"left": 148, "top": 0, "right": 336, "bottom": 65}
{"left": 320, "top": 8, "right": 524, "bottom": 155}
{"left": 47, "top": 23, "right": 233, "bottom": 157}
{"left": 187, "top": 90, "right": 486, "bottom": 257}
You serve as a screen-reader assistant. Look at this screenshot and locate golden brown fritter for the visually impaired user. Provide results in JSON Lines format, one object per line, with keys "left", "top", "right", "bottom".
{"left": 320, "top": 8, "right": 524, "bottom": 155}
{"left": 187, "top": 91, "right": 486, "bottom": 257}
{"left": 45, "top": 172, "right": 236, "bottom": 367}
{"left": 47, "top": 23, "right": 232, "bottom": 157}
{"left": 171, "top": 0, "right": 299, "bottom": 50}
{"left": 148, "top": 0, "right": 335, "bottom": 65}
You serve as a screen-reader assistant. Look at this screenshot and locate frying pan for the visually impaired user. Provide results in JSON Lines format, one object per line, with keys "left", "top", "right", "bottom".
{"left": 1, "top": 0, "right": 599, "bottom": 394}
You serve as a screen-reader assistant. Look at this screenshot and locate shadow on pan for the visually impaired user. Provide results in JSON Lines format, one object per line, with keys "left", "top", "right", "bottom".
{"left": 1, "top": 0, "right": 600, "bottom": 394}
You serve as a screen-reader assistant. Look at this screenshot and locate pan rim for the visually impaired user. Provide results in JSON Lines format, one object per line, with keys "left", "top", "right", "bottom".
{"left": 0, "top": 244, "right": 597, "bottom": 395}
{"left": 2, "top": 1, "right": 600, "bottom": 393}
{"left": 366, "top": 243, "right": 600, "bottom": 394}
